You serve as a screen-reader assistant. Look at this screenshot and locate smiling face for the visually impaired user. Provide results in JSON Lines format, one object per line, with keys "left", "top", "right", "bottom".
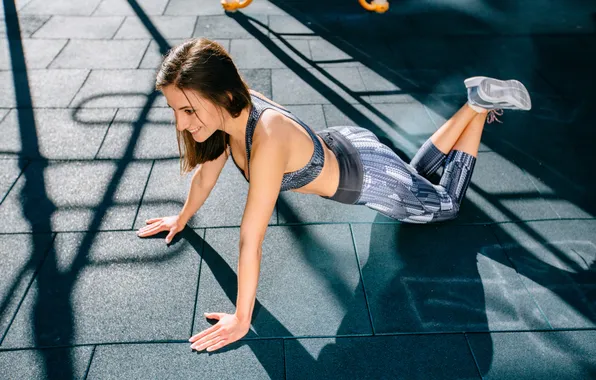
{"left": 162, "top": 85, "right": 224, "bottom": 143}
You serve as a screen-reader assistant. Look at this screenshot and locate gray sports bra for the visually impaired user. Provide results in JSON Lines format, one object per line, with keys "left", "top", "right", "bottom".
{"left": 230, "top": 94, "right": 325, "bottom": 191}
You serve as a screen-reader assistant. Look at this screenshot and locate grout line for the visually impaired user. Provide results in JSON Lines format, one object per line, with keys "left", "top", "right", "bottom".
{"left": 463, "top": 333, "right": 484, "bottom": 380}
{"left": 2, "top": 327, "right": 596, "bottom": 352}
{"left": 521, "top": 167, "right": 561, "bottom": 219}
{"left": 110, "top": 16, "right": 128, "bottom": 39}
{"left": 82, "top": 345, "right": 97, "bottom": 380}
{"left": 93, "top": 108, "right": 120, "bottom": 159}
{"left": 349, "top": 224, "right": 375, "bottom": 335}
{"left": 136, "top": 39, "right": 153, "bottom": 69}
{"left": 66, "top": 69, "right": 92, "bottom": 108}
{"left": 28, "top": 15, "right": 53, "bottom": 37}
{"left": 189, "top": 229, "right": 207, "bottom": 337}
{"left": 162, "top": 0, "right": 173, "bottom": 16}
{"left": 131, "top": 159, "right": 156, "bottom": 229}
{"left": 283, "top": 338, "right": 287, "bottom": 380}
{"left": 0, "top": 108, "right": 12, "bottom": 125}
{"left": 90, "top": 0, "right": 104, "bottom": 16}
{"left": 0, "top": 160, "right": 30, "bottom": 207}
{"left": 44, "top": 38, "right": 71, "bottom": 69}
{"left": 0, "top": 233, "right": 57, "bottom": 346}
{"left": 488, "top": 224, "right": 554, "bottom": 330}
{"left": 191, "top": 15, "right": 200, "bottom": 38}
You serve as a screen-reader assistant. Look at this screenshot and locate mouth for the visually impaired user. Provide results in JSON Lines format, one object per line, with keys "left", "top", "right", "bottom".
{"left": 188, "top": 127, "right": 200, "bottom": 134}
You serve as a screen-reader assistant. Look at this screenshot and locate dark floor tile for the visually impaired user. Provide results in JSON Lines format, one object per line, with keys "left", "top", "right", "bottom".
{"left": 69, "top": 69, "right": 167, "bottom": 108}
{"left": 491, "top": 220, "right": 596, "bottom": 328}
{"left": 241, "top": 68, "right": 271, "bottom": 99}
{"left": 468, "top": 331, "right": 596, "bottom": 379}
{"left": 0, "top": 39, "right": 67, "bottom": 70}
{"left": 351, "top": 223, "right": 550, "bottom": 333}
{"left": 0, "top": 234, "right": 53, "bottom": 339}
{"left": 192, "top": 15, "right": 268, "bottom": 39}
{"left": 230, "top": 38, "right": 311, "bottom": 69}
{"left": 86, "top": 341, "right": 284, "bottom": 379}
{"left": 0, "top": 346, "right": 93, "bottom": 380}
{"left": 50, "top": 40, "right": 149, "bottom": 69}
{"left": 113, "top": 16, "right": 196, "bottom": 40}
{"left": 134, "top": 159, "right": 276, "bottom": 229}
{"left": 93, "top": 0, "right": 169, "bottom": 16}
{"left": 32, "top": 16, "right": 124, "bottom": 39}
{"left": 0, "top": 69, "right": 89, "bottom": 107}
{"left": 1, "top": 230, "right": 201, "bottom": 347}
{"left": 194, "top": 225, "right": 371, "bottom": 337}
{"left": 0, "top": 108, "right": 116, "bottom": 159}
{"left": 0, "top": 160, "right": 152, "bottom": 232}
{"left": 286, "top": 335, "right": 480, "bottom": 380}
{"left": 0, "top": 159, "right": 24, "bottom": 201}
{"left": 456, "top": 152, "right": 559, "bottom": 223}
{"left": 96, "top": 108, "right": 178, "bottom": 159}
{"left": 20, "top": 0, "right": 101, "bottom": 16}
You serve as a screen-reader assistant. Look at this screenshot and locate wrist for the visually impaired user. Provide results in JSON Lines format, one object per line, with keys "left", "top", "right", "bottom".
{"left": 234, "top": 311, "right": 252, "bottom": 325}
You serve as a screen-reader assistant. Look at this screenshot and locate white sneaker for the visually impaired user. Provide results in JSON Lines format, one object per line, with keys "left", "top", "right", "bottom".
{"left": 465, "top": 76, "right": 532, "bottom": 111}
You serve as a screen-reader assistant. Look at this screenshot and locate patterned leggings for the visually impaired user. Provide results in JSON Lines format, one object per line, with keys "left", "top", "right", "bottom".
{"left": 338, "top": 126, "right": 477, "bottom": 223}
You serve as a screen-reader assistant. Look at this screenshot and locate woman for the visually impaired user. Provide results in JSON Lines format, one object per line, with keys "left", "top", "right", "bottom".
{"left": 137, "top": 38, "right": 531, "bottom": 352}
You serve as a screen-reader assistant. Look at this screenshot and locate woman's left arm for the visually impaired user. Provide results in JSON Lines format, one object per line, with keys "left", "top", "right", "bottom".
{"left": 189, "top": 120, "right": 287, "bottom": 352}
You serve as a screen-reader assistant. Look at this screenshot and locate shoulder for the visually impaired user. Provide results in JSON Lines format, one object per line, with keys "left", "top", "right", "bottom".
{"left": 253, "top": 109, "right": 290, "bottom": 145}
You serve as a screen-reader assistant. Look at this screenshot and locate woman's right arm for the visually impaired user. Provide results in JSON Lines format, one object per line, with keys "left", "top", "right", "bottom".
{"left": 137, "top": 149, "right": 229, "bottom": 243}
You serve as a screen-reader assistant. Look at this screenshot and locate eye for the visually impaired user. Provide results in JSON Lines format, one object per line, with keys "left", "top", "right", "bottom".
{"left": 184, "top": 109, "right": 194, "bottom": 115}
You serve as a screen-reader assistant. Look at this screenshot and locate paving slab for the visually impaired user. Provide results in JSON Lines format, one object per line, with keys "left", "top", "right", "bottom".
{"left": 230, "top": 38, "right": 311, "bottom": 69}
{"left": 268, "top": 15, "right": 320, "bottom": 40}
{"left": 308, "top": 38, "right": 365, "bottom": 68}
{"left": 194, "top": 225, "right": 371, "bottom": 337}
{"left": 240, "top": 68, "right": 271, "bottom": 99}
{"left": 93, "top": 0, "right": 169, "bottom": 16}
{"left": 1, "top": 230, "right": 200, "bottom": 348}
{"left": 491, "top": 220, "right": 596, "bottom": 328}
{"left": 165, "top": 0, "right": 287, "bottom": 16}
{"left": 32, "top": 16, "right": 124, "bottom": 39}
{"left": 19, "top": 0, "right": 102, "bottom": 16}
{"left": 456, "top": 152, "right": 559, "bottom": 224}
{"left": 49, "top": 40, "right": 149, "bottom": 69}
{"left": 284, "top": 104, "right": 326, "bottom": 131}
{"left": 193, "top": 15, "right": 269, "bottom": 40}
{"left": 0, "top": 160, "right": 152, "bottom": 233}
{"left": 357, "top": 66, "right": 423, "bottom": 104}
{"left": 468, "top": 331, "right": 596, "bottom": 379}
{"left": 0, "top": 233, "right": 53, "bottom": 340}
{"left": 69, "top": 69, "right": 167, "bottom": 108}
{"left": 96, "top": 107, "right": 178, "bottom": 159}
{"left": 271, "top": 67, "right": 368, "bottom": 105}
{"left": 285, "top": 335, "right": 480, "bottom": 380}
{"left": 351, "top": 223, "right": 550, "bottom": 333}
{"left": 134, "top": 159, "right": 276, "bottom": 229}
{"left": 114, "top": 16, "right": 196, "bottom": 40}
{"left": 0, "top": 159, "right": 24, "bottom": 202}
{"left": 0, "top": 0, "right": 33, "bottom": 15}
{"left": 86, "top": 341, "right": 284, "bottom": 379}
{"left": 0, "top": 346, "right": 93, "bottom": 380}
{"left": 0, "top": 15, "right": 49, "bottom": 39}
{"left": 0, "top": 39, "right": 67, "bottom": 70}
{"left": 0, "top": 69, "right": 89, "bottom": 108}
{"left": 0, "top": 108, "right": 116, "bottom": 159}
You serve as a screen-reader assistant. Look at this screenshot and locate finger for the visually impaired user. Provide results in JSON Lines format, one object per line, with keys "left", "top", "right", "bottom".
{"left": 189, "top": 325, "right": 220, "bottom": 343}
{"left": 206, "top": 339, "right": 228, "bottom": 352}
{"left": 192, "top": 334, "right": 222, "bottom": 351}
{"left": 145, "top": 218, "right": 162, "bottom": 224}
{"left": 137, "top": 222, "right": 161, "bottom": 234}
{"left": 193, "top": 329, "right": 223, "bottom": 348}
{"left": 137, "top": 224, "right": 164, "bottom": 237}
{"left": 204, "top": 312, "right": 222, "bottom": 320}
{"left": 165, "top": 229, "right": 177, "bottom": 244}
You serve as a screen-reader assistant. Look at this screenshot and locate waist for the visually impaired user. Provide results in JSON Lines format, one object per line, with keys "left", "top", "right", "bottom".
{"left": 316, "top": 128, "right": 364, "bottom": 204}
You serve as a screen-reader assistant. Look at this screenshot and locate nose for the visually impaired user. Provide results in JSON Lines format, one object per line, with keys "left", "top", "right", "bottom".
{"left": 173, "top": 113, "right": 186, "bottom": 132}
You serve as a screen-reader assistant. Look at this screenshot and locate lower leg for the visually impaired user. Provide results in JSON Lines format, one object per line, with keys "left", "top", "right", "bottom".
{"left": 410, "top": 103, "right": 484, "bottom": 177}
{"left": 451, "top": 111, "right": 487, "bottom": 158}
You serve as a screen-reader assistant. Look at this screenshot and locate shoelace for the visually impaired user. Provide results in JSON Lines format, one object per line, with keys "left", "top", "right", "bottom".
{"left": 487, "top": 109, "right": 504, "bottom": 124}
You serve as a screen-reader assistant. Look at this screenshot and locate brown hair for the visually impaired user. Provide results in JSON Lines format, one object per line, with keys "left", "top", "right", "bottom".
{"left": 155, "top": 38, "right": 251, "bottom": 173}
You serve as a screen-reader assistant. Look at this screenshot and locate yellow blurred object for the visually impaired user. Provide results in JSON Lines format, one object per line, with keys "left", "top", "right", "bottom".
{"left": 221, "top": 0, "right": 253, "bottom": 12}
{"left": 359, "top": 0, "right": 389, "bottom": 13}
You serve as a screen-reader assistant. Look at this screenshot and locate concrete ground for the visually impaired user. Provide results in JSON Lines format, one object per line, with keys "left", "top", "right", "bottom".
{"left": 0, "top": 0, "right": 595, "bottom": 378}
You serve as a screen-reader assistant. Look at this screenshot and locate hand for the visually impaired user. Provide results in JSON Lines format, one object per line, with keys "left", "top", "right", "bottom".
{"left": 189, "top": 313, "right": 250, "bottom": 352}
{"left": 136, "top": 215, "right": 185, "bottom": 244}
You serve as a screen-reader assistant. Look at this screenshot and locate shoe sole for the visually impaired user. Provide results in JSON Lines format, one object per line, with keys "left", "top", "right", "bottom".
{"left": 479, "top": 78, "right": 532, "bottom": 111}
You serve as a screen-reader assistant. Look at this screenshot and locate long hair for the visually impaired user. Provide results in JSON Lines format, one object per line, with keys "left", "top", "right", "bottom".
{"left": 156, "top": 38, "right": 251, "bottom": 173}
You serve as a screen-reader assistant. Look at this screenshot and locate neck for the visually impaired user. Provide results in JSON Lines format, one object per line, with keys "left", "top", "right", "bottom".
{"left": 220, "top": 106, "right": 250, "bottom": 143}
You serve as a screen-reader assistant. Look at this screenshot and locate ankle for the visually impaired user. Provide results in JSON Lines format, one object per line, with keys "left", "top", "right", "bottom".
{"left": 467, "top": 102, "right": 488, "bottom": 114}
